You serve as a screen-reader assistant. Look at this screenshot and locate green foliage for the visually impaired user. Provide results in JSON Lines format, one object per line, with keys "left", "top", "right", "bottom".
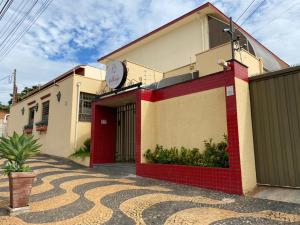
{"left": 70, "top": 138, "right": 91, "bottom": 160}
{"left": 8, "top": 86, "right": 39, "bottom": 105}
{"left": 35, "top": 121, "right": 48, "bottom": 127}
{"left": 24, "top": 124, "right": 33, "bottom": 129}
{"left": 0, "top": 101, "right": 9, "bottom": 111}
{"left": 144, "top": 135, "right": 229, "bottom": 168}
{"left": 0, "top": 132, "right": 41, "bottom": 175}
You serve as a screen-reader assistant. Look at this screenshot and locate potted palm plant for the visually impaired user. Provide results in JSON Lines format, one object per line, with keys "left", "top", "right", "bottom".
{"left": 0, "top": 132, "right": 41, "bottom": 210}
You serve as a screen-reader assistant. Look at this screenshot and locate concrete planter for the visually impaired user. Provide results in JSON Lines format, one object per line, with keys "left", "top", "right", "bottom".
{"left": 9, "top": 172, "right": 36, "bottom": 208}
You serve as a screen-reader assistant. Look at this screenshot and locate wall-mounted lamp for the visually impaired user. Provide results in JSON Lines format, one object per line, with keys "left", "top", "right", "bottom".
{"left": 21, "top": 107, "right": 25, "bottom": 115}
{"left": 56, "top": 91, "right": 61, "bottom": 102}
{"left": 35, "top": 103, "right": 39, "bottom": 112}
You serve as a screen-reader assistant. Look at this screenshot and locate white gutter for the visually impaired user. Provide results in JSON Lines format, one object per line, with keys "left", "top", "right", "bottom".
{"left": 74, "top": 82, "right": 81, "bottom": 150}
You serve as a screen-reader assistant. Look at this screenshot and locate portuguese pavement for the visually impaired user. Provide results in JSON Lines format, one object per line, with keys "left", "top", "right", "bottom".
{"left": 0, "top": 155, "right": 299, "bottom": 225}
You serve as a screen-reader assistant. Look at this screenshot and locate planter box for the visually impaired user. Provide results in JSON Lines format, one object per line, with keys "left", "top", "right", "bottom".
{"left": 36, "top": 125, "right": 47, "bottom": 132}
{"left": 9, "top": 172, "right": 36, "bottom": 208}
{"left": 23, "top": 128, "right": 33, "bottom": 135}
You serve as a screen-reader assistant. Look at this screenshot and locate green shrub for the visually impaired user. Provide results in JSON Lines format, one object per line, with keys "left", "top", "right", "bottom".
{"left": 70, "top": 138, "right": 91, "bottom": 159}
{"left": 144, "top": 135, "right": 229, "bottom": 168}
{"left": 0, "top": 132, "right": 41, "bottom": 175}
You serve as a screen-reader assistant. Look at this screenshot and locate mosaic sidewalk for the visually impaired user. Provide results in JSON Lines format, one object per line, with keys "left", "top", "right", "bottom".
{"left": 0, "top": 155, "right": 299, "bottom": 225}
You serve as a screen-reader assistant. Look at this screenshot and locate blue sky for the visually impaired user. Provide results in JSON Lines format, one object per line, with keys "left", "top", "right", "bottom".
{"left": 0, "top": 0, "right": 300, "bottom": 103}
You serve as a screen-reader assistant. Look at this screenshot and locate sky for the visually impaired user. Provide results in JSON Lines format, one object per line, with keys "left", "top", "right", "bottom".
{"left": 0, "top": 0, "right": 299, "bottom": 104}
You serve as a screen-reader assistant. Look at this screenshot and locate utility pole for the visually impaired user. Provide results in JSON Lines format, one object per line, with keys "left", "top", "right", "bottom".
{"left": 12, "top": 69, "right": 17, "bottom": 104}
{"left": 229, "top": 17, "right": 235, "bottom": 60}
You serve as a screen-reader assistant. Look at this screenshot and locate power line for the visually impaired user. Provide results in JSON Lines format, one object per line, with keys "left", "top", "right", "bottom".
{"left": 236, "top": 0, "right": 256, "bottom": 22}
{"left": 0, "top": 74, "right": 10, "bottom": 81}
{"left": 0, "top": 0, "right": 13, "bottom": 21}
{"left": 0, "top": 0, "right": 53, "bottom": 61}
{"left": 0, "top": 0, "right": 39, "bottom": 55}
{"left": 240, "top": 0, "right": 266, "bottom": 26}
{"left": 251, "top": 2, "right": 300, "bottom": 36}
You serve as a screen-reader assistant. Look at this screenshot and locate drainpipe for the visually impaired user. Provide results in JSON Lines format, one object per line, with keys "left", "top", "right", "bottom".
{"left": 74, "top": 82, "right": 81, "bottom": 150}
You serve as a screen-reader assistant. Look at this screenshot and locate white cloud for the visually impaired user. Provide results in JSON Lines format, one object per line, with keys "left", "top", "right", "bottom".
{"left": 0, "top": 0, "right": 299, "bottom": 104}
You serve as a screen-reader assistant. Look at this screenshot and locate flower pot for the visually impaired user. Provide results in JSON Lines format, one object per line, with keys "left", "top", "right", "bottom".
{"left": 9, "top": 172, "right": 36, "bottom": 208}
{"left": 23, "top": 128, "right": 33, "bottom": 134}
{"left": 36, "top": 125, "right": 47, "bottom": 132}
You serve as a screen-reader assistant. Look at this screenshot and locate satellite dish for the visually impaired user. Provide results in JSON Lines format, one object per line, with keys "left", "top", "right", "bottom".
{"left": 106, "top": 60, "right": 127, "bottom": 89}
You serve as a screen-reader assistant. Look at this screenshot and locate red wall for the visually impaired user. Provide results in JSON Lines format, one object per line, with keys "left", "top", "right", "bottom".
{"left": 90, "top": 106, "right": 116, "bottom": 164}
{"left": 91, "top": 60, "right": 248, "bottom": 195}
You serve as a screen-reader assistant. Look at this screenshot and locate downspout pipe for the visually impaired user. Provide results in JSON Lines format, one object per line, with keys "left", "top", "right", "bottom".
{"left": 74, "top": 82, "right": 81, "bottom": 150}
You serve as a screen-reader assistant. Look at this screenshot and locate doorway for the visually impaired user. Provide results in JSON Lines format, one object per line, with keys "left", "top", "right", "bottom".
{"left": 116, "top": 104, "right": 136, "bottom": 162}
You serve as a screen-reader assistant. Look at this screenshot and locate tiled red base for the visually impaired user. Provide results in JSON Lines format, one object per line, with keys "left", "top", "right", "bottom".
{"left": 136, "top": 163, "right": 242, "bottom": 194}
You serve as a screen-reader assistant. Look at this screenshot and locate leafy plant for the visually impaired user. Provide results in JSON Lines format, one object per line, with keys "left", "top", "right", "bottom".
{"left": 24, "top": 124, "right": 33, "bottom": 129}
{"left": 35, "top": 121, "right": 48, "bottom": 127}
{"left": 70, "top": 138, "right": 91, "bottom": 160}
{"left": 0, "top": 132, "right": 41, "bottom": 175}
{"left": 144, "top": 135, "right": 229, "bottom": 168}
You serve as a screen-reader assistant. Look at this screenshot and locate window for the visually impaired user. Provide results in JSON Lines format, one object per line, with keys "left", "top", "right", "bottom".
{"left": 28, "top": 107, "right": 35, "bottom": 125}
{"left": 79, "top": 92, "right": 97, "bottom": 122}
{"left": 42, "top": 101, "right": 50, "bottom": 124}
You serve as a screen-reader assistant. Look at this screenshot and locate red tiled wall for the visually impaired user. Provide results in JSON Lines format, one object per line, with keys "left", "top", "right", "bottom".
{"left": 91, "top": 60, "right": 248, "bottom": 195}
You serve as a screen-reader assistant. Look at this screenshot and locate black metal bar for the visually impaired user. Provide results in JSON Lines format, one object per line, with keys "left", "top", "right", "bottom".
{"left": 95, "top": 82, "right": 142, "bottom": 100}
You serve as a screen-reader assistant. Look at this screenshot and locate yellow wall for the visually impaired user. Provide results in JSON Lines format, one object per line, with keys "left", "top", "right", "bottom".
{"left": 124, "top": 61, "right": 164, "bottom": 85}
{"left": 141, "top": 87, "right": 227, "bottom": 162}
{"left": 164, "top": 63, "right": 196, "bottom": 78}
{"left": 196, "top": 43, "right": 263, "bottom": 77}
{"left": 235, "top": 78, "right": 257, "bottom": 194}
{"left": 7, "top": 67, "right": 104, "bottom": 158}
{"left": 106, "top": 15, "right": 209, "bottom": 73}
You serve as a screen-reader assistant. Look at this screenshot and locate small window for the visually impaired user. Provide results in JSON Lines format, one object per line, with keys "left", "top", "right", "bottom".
{"left": 28, "top": 107, "right": 35, "bottom": 125}
{"left": 79, "top": 92, "right": 97, "bottom": 122}
{"left": 42, "top": 101, "right": 50, "bottom": 124}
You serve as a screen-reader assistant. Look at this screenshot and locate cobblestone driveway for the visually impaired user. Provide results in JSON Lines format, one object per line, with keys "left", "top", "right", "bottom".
{"left": 0, "top": 155, "right": 299, "bottom": 225}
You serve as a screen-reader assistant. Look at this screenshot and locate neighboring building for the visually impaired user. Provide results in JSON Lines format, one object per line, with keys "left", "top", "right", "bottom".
{"left": 90, "top": 2, "right": 289, "bottom": 195}
{"left": 7, "top": 65, "right": 105, "bottom": 160}
{"left": 0, "top": 108, "right": 9, "bottom": 137}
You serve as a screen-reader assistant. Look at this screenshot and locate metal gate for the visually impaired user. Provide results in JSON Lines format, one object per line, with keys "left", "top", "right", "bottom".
{"left": 250, "top": 66, "right": 300, "bottom": 188}
{"left": 116, "top": 104, "right": 135, "bottom": 162}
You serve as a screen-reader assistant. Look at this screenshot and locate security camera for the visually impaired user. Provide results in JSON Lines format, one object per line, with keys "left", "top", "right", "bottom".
{"left": 223, "top": 28, "right": 230, "bottom": 32}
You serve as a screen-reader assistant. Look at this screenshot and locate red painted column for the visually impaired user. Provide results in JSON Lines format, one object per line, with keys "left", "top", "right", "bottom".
{"left": 224, "top": 60, "right": 249, "bottom": 194}
{"left": 90, "top": 104, "right": 117, "bottom": 165}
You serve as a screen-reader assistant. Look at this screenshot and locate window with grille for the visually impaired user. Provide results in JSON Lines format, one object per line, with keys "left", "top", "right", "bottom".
{"left": 28, "top": 107, "right": 35, "bottom": 125}
{"left": 42, "top": 101, "right": 50, "bottom": 124}
{"left": 79, "top": 92, "right": 97, "bottom": 122}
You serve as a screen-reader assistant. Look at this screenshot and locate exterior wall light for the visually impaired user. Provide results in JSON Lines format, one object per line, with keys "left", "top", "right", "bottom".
{"left": 35, "top": 103, "right": 39, "bottom": 112}
{"left": 56, "top": 91, "right": 61, "bottom": 102}
{"left": 21, "top": 107, "right": 25, "bottom": 115}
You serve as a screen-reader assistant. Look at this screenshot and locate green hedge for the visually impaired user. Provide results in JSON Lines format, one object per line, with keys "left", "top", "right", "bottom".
{"left": 144, "top": 136, "right": 229, "bottom": 168}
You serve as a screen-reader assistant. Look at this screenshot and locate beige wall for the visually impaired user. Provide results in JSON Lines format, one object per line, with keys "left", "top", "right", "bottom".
{"left": 125, "top": 61, "right": 164, "bottom": 85}
{"left": 7, "top": 70, "right": 104, "bottom": 158}
{"left": 84, "top": 66, "right": 105, "bottom": 80}
{"left": 196, "top": 43, "right": 263, "bottom": 77}
{"left": 164, "top": 63, "right": 196, "bottom": 78}
{"left": 69, "top": 75, "right": 104, "bottom": 152}
{"left": 7, "top": 76, "right": 75, "bottom": 157}
{"left": 141, "top": 87, "right": 227, "bottom": 162}
{"left": 235, "top": 78, "right": 257, "bottom": 194}
{"left": 106, "top": 15, "right": 209, "bottom": 73}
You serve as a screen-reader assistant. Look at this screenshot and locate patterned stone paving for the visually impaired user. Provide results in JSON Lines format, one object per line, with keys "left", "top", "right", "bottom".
{"left": 0, "top": 155, "right": 299, "bottom": 225}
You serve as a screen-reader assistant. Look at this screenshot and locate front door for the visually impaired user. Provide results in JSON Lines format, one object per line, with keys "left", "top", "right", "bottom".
{"left": 116, "top": 104, "right": 135, "bottom": 162}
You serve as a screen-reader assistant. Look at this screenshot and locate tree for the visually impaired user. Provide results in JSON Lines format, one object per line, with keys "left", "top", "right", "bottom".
{"left": 8, "top": 85, "right": 39, "bottom": 105}
{"left": 0, "top": 102, "right": 9, "bottom": 111}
